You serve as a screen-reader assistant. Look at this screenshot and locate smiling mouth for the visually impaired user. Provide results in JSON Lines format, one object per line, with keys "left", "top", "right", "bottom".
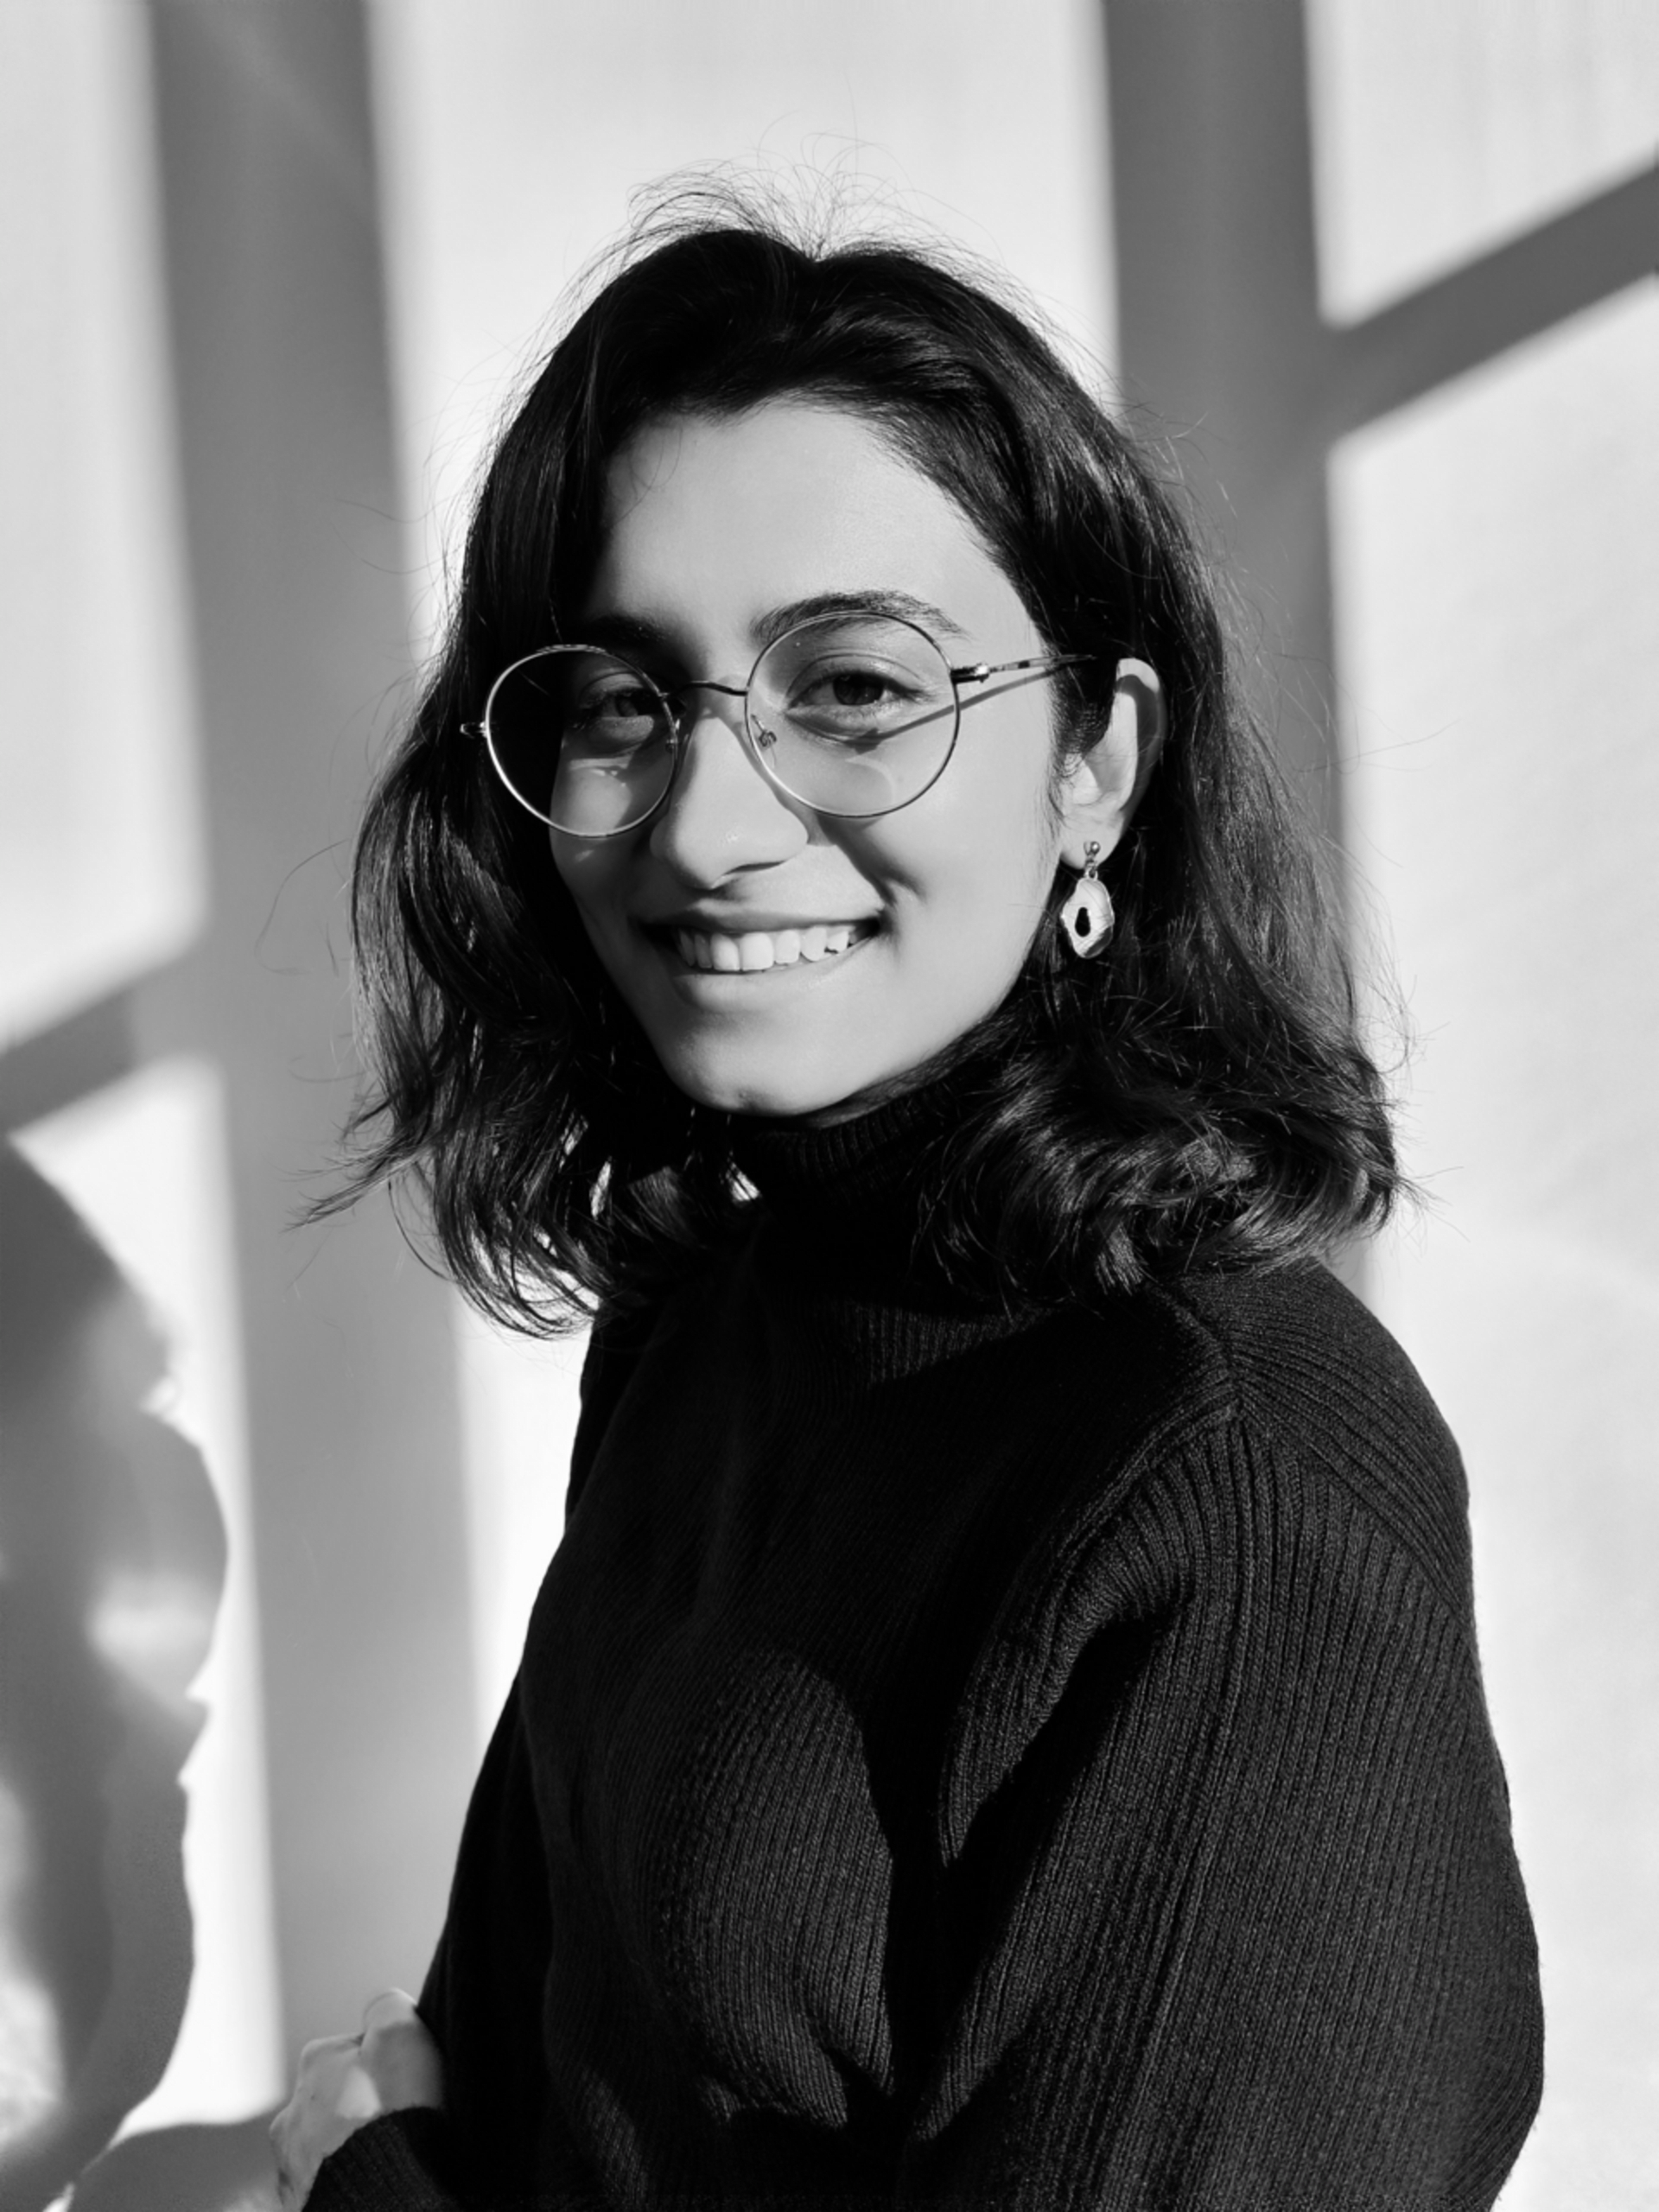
{"left": 661, "top": 921, "right": 879, "bottom": 974}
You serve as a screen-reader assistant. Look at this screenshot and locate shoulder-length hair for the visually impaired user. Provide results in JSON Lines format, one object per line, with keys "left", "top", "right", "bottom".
{"left": 326, "top": 190, "right": 1402, "bottom": 1331}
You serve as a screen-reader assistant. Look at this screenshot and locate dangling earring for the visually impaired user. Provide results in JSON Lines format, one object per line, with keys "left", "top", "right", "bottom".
{"left": 1060, "top": 841, "right": 1114, "bottom": 958}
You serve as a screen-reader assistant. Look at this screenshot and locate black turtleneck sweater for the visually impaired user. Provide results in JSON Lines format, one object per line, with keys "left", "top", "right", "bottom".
{"left": 311, "top": 1086, "right": 1541, "bottom": 2211}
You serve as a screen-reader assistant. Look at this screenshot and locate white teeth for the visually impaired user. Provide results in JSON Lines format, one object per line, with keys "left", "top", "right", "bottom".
{"left": 669, "top": 922, "right": 870, "bottom": 971}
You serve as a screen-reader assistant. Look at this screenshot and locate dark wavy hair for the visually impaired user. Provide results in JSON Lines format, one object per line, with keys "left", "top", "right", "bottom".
{"left": 324, "top": 189, "right": 1402, "bottom": 1331}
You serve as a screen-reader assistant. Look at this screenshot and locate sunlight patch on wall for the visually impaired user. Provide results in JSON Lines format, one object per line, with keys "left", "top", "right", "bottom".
{"left": 1306, "top": 0, "right": 1659, "bottom": 323}
{"left": 452, "top": 1305, "right": 587, "bottom": 1749}
{"left": 0, "top": 0, "right": 207, "bottom": 1042}
{"left": 1331, "top": 281, "right": 1659, "bottom": 2212}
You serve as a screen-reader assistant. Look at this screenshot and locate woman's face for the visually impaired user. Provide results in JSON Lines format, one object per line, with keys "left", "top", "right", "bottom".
{"left": 551, "top": 400, "right": 1116, "bottom": 1120}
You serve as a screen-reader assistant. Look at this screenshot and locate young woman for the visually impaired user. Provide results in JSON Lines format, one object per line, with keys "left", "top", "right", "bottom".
{"left": 275, "top": 204, "right": 1542, "bottom": 2209}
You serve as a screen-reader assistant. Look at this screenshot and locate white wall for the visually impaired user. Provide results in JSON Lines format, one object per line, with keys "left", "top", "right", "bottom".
{"left": 0, "top": 0, "right": 205, "bottom": 1040}
{"left": 1334, "top": 283, "right": 1659, "bottom": 2210}
{"left": 1, "top": 0, "right": 283, "bottom": 2138}
{"left": 1306, "top": 0, "right": 1658, "bottom": 321}
{"left": 1313, "top": 6, "right": 1659, "bottom": 2198}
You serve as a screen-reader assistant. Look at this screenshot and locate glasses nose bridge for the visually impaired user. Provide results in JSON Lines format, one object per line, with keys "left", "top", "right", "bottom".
{"left": 645, "top": 669, "right": 810, "bottom": 869}
{"left": 655, "top": 671, "right": 796, "bottom": 819}
{"left": 666, "top": 673, "right": 751, "bottom": 740}
{"left": 660, "top": 675, "right": 780, "bottom": 800}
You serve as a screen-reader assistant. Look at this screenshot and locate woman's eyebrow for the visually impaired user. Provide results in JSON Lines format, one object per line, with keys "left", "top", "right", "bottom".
{"left": 573, "top": 611, "right": 672, "bottom": 658}
{"left": 574, "top": 590, "right": 969, "bottom": 662}
{"left": 758, "top": 591, "right": 969, "bottom": 645}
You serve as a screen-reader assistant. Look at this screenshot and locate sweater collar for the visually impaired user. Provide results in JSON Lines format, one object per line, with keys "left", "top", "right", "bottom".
{"left": 721, "top": 1061, "right": 1034, "bottom": 1335}
{"left": 726, "top": 1067, "right": 966, "bottom": 1233}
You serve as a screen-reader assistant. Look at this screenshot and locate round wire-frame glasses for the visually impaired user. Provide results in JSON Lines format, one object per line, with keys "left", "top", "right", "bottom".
{"left": 462, "top": 610, "right": 1097, "bottom": 839}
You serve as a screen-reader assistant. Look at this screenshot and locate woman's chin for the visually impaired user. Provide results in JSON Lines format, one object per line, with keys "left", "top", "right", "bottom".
{"left": 650, "top": 1034, "right": 959, "bottom": 1125}
{"left": 667, "top": 1066, "right": 865, "bottom": 1122}
{"left": 651, "top": 1042, "right": 885, "bottom": 1123}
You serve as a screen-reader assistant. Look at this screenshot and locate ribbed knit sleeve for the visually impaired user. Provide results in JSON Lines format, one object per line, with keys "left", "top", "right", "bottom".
{"left": 303, "top": 2108, "right": 464, "bottom": 2212}
{"left": 901, "top": 1413, "right": 1541, "bottom": 2210}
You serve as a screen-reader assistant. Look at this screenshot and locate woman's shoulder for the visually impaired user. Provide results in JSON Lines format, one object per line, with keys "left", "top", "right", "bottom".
{"left": 1155, "top": 1262, "right": 1451, "bottom": 1434}
{"left": 1103, "top": 1262, "right": 1474, "bottom": 1618}
{"left": 939, "top": 1265, "right": 1491, "bottom": 1857}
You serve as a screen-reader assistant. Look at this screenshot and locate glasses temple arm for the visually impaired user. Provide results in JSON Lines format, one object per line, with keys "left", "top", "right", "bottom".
{"left": 948, "top": 651, "right": 1100, "bottom": 687}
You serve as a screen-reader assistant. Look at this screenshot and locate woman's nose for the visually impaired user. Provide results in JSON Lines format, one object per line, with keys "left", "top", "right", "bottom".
{"left": 648, "top": 698, "right": 809, "bottom": 882}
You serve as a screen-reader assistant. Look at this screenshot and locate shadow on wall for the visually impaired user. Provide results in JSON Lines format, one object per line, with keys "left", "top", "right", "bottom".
{"left": 0, "top": 1148, "right": 275, "bottom": 2211}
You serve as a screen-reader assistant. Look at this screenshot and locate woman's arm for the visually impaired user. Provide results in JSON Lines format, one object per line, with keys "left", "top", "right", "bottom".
{"left": 271, "top": 1993, "right": 445, "bottom": 2211}
{"left": 898, "top": 1415, "right": 1542, "bottom": 2210}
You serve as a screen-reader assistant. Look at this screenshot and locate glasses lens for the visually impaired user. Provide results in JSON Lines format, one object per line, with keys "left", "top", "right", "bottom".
{"left": 485, "top": 648, "right": 675, "bottom": 835}
{"left": 751, "top": 615, "right": 958, "bottom": 817}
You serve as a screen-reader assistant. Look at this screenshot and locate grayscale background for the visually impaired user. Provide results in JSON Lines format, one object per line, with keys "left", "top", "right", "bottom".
{"left": 1, "top": 3, "right": 1654, "bottom": 2206}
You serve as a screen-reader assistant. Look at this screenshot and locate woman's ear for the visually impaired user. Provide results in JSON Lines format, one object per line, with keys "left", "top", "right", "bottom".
{"left": 1058, "top": 658, "right": 1166, "bottom": 869}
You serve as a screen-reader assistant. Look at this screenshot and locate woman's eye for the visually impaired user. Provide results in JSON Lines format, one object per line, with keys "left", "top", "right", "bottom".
{"left": 789, "top": 662, "right": 910, "bottom": 722}
{"left": 825, "top": 669, "right": 890, "bottom": 708}
{"left": 571, "top": 684, "right": 659, "bottom": 728}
